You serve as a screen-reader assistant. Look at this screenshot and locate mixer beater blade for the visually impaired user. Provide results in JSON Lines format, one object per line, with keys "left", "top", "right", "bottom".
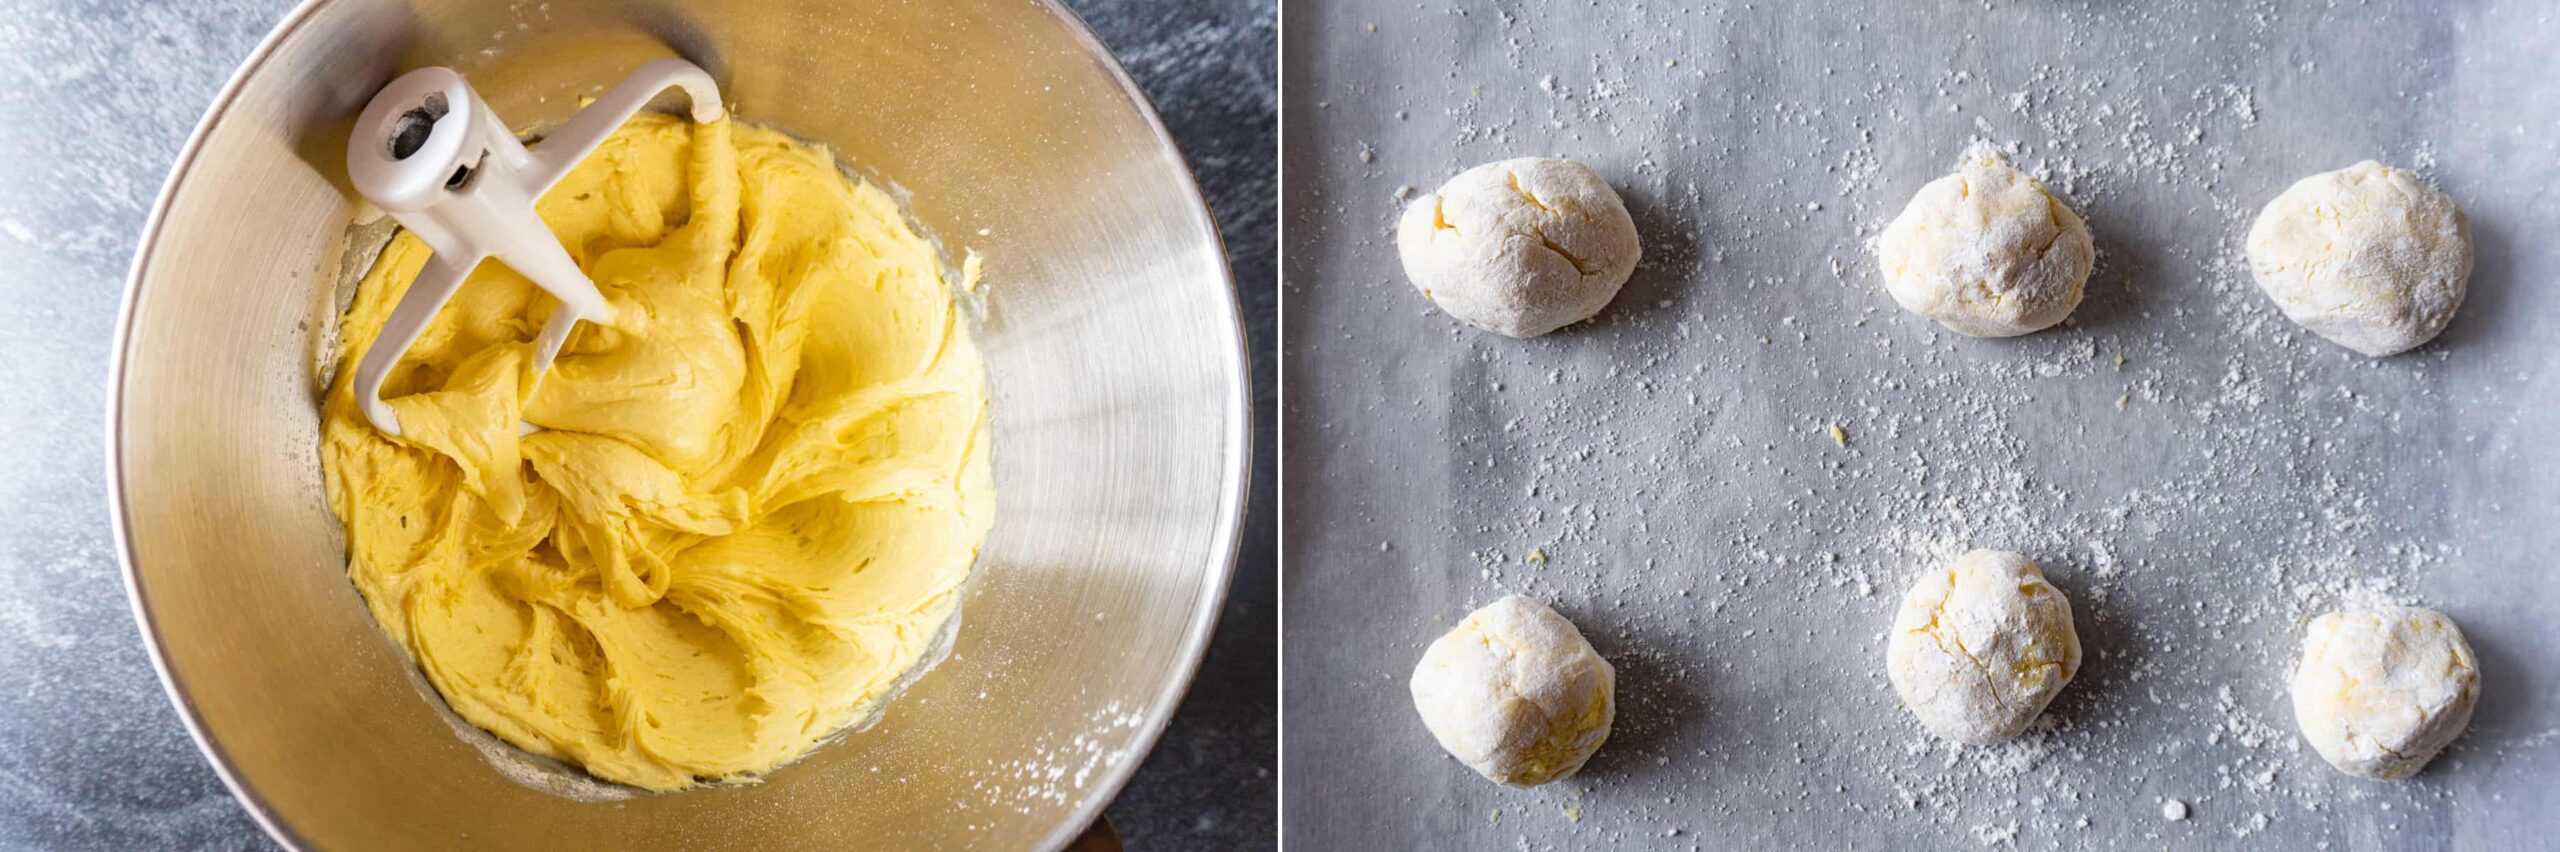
{"left": 343, "top": 58, "right": 724, "bottom": 436}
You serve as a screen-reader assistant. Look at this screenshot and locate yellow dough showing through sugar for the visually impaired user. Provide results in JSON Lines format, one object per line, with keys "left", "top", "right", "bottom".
{"left": 319, "top": 113, "right": 993, "bottom": 791}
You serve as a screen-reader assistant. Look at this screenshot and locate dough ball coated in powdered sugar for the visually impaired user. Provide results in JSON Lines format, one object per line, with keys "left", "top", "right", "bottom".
{"left": 1886, "top": 549, "right": 2083, "bottom": 744}
{"left": 2291, "top": 606, "right": 2479, "bottom": 780}
{"left": 1409, "top": 594, "right": 1616, "bottom": 786}
{"left": 1395, "top": 158, "right": 1642, "bottom": 338}
{"left": 2246, "top": 161, "right": 2471, "bottom": 357}
{"left": 1875, "top": 147, "right": 2095, "bottom": 338}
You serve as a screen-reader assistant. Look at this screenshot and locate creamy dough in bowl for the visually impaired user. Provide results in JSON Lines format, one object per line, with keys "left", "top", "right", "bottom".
{"left": 319, "top": 113, "right": 993, "bottom": 791}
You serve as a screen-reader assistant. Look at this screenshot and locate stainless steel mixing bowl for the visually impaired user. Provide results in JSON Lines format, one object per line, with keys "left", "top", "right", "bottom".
{"left": 106, "top": 1, "right": 1248, "bottom": 848}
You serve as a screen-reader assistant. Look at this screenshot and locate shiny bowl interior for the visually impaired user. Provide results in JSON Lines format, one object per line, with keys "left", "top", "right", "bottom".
{"left": 108, "top": 0, "right": 1247, "bottom": 847}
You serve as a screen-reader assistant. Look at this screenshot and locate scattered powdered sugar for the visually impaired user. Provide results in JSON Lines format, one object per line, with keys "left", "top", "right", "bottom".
{"left": 964, "top": 701, "right": 1149, "bottom": 822}
{"left": 1296, "top": 0, "right": 2550, "bottom": 847}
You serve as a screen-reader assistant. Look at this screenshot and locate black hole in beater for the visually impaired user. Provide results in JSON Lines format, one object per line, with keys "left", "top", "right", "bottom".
{"left": 390, "top": 110, "right": 435, "bottom": 159}
{"left": 446, "top": 164, "right": 474, "bottom": 189}
{"left": 386, "top": 91, "right": 450, "bottom": 160}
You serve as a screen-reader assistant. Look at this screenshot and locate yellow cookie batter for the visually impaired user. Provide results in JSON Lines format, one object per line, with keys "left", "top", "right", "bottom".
{"left": 319, "top": 113, "right": 993, "bottom": 791}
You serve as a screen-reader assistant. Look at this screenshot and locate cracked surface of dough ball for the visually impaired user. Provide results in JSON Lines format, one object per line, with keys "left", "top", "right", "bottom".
{"left": 2246, "top": 161, "right": 2472, "bottom": 357}
{"left": 1409, "top": 594, "right": 1615, "bottom": 786}
{"left": 1886, "top": 550, "right": 2082, "bottom": 744}
{"left": 2290, "top": 606, "right": 2480, "bottom": 780}
{"left": 1875, "top": 149, "right": 2095, "bottom": 337}
{"left": 1395, "top": 158, "right": 1642, "bottom": 337}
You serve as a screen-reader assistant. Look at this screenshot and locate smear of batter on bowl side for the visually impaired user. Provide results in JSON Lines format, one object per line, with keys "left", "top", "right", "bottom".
{"left": 318, "top": 112, "right": 993, "bottom": 791}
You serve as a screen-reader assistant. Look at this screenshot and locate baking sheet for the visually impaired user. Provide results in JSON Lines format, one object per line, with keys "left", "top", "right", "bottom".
{"left": 1281, "top": 1, "right": 2559, "bottom": 848}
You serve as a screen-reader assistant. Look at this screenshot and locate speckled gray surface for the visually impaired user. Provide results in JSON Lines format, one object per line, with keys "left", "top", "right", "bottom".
{"left": 1285, "top": 0, "right": 2556, "bottom": 849}
{"left": 0, "top": 0, "right": 1272, "bottom": 848}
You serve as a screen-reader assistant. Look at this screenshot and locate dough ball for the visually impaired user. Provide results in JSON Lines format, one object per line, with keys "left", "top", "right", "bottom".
{"left": 1409, "top": 594, "right": 1616, "bottom": 786}
{"left": 1875, "top": 149, "right": 2095, "bottom": 337}
{"left": 2245, "top": 161, "right": 2472, "bottom": 357}
{"left": 2290, "top": 606, "right": 2480, "bottom": 779}
{"left": 1886, "top": 550, "right": 2083, "bottom": 744}
{"left": 1395, "top": 158, "right": 1642, "bottom": 337}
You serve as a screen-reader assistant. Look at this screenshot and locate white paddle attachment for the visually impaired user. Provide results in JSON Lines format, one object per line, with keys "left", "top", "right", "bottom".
{"left": 344, "top": 59, "right": 723, "bottom": 436}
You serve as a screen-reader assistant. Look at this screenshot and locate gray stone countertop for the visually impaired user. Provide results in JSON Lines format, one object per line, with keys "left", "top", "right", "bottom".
{"left": 0, "top": 0, "right": 1273, "bottom": 848}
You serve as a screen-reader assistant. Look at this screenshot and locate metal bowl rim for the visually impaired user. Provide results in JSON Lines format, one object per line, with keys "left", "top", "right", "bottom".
{"left": 100, "top": 1, "right": 1253, "bottom": 848}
